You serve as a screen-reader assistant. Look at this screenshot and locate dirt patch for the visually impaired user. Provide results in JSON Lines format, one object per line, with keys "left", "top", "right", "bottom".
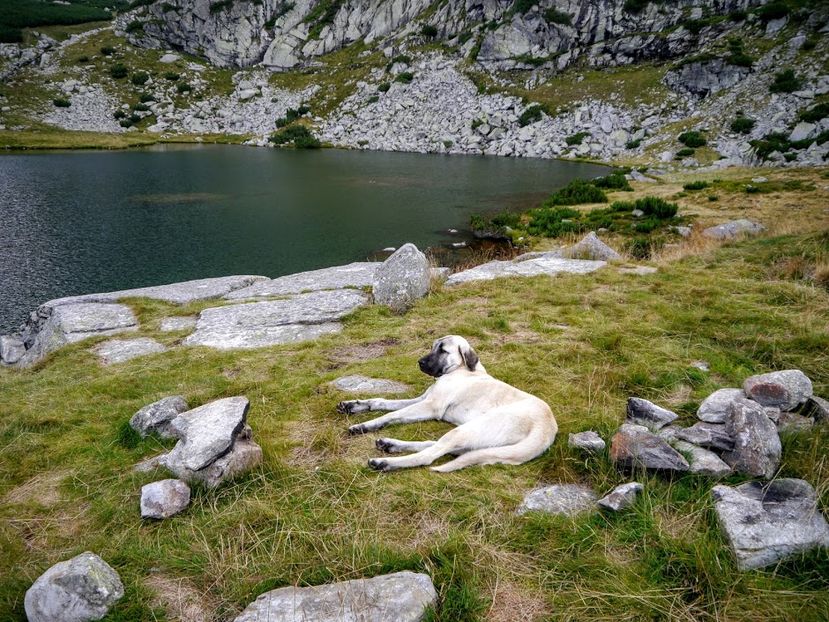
{"left": 486, "top": 579, "right": 548, "bottom": 622}
{"left": 329, "top": 338, "right": 399, "bottom": 364}
{"left": 4, "top": 470, "right": 69, "bottom": 507}
{"left": 146, "top": 573, "right": 214, "bottom": 622}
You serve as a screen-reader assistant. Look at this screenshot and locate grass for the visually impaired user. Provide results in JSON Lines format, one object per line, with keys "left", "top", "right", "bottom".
{"left": 1, "top": 170, "right": 827, "bottom": 620}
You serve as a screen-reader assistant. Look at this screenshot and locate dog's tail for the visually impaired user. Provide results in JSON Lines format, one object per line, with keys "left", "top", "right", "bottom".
{"left": 430, "top": 417, "right": 557, "bottom": 473}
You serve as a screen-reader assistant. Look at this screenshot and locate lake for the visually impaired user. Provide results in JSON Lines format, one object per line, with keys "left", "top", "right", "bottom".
{"left": 0, "top": 144, "right": 608, "bottom": 332}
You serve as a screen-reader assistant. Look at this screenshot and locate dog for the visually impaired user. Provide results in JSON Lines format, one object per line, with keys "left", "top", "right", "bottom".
{"left": 337, "top": 335, "right": 557, "bottom": 472}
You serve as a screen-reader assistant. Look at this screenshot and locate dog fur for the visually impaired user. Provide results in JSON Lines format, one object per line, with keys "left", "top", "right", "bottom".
{"left": 337, "top": 335, "right": 557, "bottom": 472}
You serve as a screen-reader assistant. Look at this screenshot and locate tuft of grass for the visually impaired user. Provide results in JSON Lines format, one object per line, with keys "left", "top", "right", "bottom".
{"left": 770, "top": 69, "right": 801, "bottom": 94}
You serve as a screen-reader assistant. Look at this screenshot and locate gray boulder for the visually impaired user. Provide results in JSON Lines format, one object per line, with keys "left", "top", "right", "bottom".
{"left": 676, "top": 422, "right": 734, "bottom": 451}
{"left": 697, "top": 388, "right": 744, "bottom": 423}
{"left": 777, "top": 412, "right": 814, "bottom": 432}
{"left": 804, "top": 396, "right": 829, "bottom": 423}
{"left": 517, "top": 484, "right": 597, "bottom": 516}
{"left": 184, "top": 435, "right": 263, "bottom": 488}
{"left": 446, "top": 254, "right": 605, "bottom": 286}
{"left": 568, "top": 431, "right": 606, "bottom": 453}
{"left": 743, "top": 369, "right": 813, "bottom": 411}
{"left": 702, "top": 219, "right": 765, "bottom": 240}
{"left": 372, "top": 243, "right": 431, "bottom": 312}
{"left": 626, "top": 397, "right": 678, "bottom": 431}
{"left": 24, "top": 552, "right": 124, "bottom": 622}
{"left": 225, "top": 262, "right": 380, "bottom": 299}
{"left": 712, "top": 479, "right": 829, "bottom": 570}
{"left": 140, "top": 479, "right": 191, "bottom": 519}
{"left": 330, "top": 375, "right": 411, "bottom": 394}
{"left": 597, "top": 482, "right": 643, "bottom": 511}
{"left": 674, "top": 441, "right": 732, "bottom": 477}
{"left": 130, "top": 396, "right": 189, "bottom": 438}
{"left": 233, "top": 571, "right": 437, "bottom": 622}
{"left": 610, "top": 424, "right": 690, "bottom": 473}
{"left": 563, "top": 232, "right": 621, "bottom": 261}
{"left": 0, "top": 335, "right": 25, "bottom": 365}
{"left": 722, "top": 397, "right": 781, "bottom": 479}
{"left": 93, "top": 337, "right": 167, "bottom": 365}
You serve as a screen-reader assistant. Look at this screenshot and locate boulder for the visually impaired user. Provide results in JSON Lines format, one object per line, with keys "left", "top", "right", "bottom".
{"left": 676, "top": 422, "right": 734, "bottom": 451}
{"left": 712, "top": 479, "right": 829, "bottom": 570}
{"left": 562, "top": 232, "right": 621, "bottom": 261}
{"left": 446, "top": 254, "right": 605, "bottom": 286}
{"left": 233, "top": 571, "right": 437, "bottom": 622}
{"left": 674, "top": 440, "right": 732, "bottom": 477}
{"left": 702, "top": 219, "right": 765, "bottom": 240}
{"left": 722, "top": 397, "right": 781, "bottom": 479}
{"left": 697, "top": 388, "right": 744, "bottom": 423}
{"left": 93, "top": 337, "right": 167, "bottom": 365}
{"left": 330, "top": 375, "right": 411, "bottom": 394}
{"left": 743, "top": 369, "right": 813, "bottom": 411}
{"left": 597, "top": 482, "right": 643, "bottom": 511}
{"left": 626, "top": 398, "right": 678, "bottom": 431}
{"left": 610, "top": 424, "right": 690, "bottom": 473}
{"left": 517, "top": 484, "right": 597, "bottom": 516}
{"left": 0, "top": 335, "right": 25, "bottom": 365}
{"left": 24, "top": 552, "right": 124, "bottom": 622}
{"left": 372, "top": 243, "right": 431, "bottom": 312}
{"left": 130, "top": 396, "right": 189, "bottom": 438}
{"left": 140, "top": 479, "right": 191, "bottom": 519}
{"left": 804, "top": 396, "right": 829, "bottom": 423}
{"left": 183, "top": 435, "right": 263, "bottom": 488}
{"left": 568, "top": 431, "right": 606, "bottom": 453}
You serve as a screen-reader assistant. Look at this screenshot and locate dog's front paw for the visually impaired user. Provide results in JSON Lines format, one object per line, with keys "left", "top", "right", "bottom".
{"left": 348, "top": 423, "right": 370, "bottom": 435}
{"left": 376, "top": 438, "right": 396, "bottom": 453}
{"left": 337, "top": 400, "right": 368, "bottom": 415}
{"left": 368, "top": 458, "right": 392, "bottom": 472}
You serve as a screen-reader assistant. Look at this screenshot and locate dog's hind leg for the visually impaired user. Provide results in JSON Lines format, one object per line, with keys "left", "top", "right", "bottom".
{"left": 376, "top": 438, "right": 436, "bottom": 454}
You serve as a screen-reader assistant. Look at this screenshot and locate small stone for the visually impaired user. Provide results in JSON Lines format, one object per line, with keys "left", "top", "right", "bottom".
{"left": 159, "top": 53, "right": 180, "bottom": 63}
{"left": 0, "top": 335, "right": 25, "bottom": 364}
{"left": 690, "top": 360, "right": 709, "bottom": 372}
{"left": 722, "top": 397, "right": 781, "bottom": 479}
{"left": 610, "top": 424, "right": 690, "bottom": 473}
{"left": 702, "top": 219, "right": 765, "bottom": 240}
{"left": 712, "top": 479, "right": 829, "bottom": 570}
{"left": 597, "top": 482, "right": 643, "bottom": 511}
{"left": 24, "top": 552, "right": 124, "bottom": 622}
{"left": 657, "top": 425, "right": 682, "bottom": 443}
{"left": 568, "top": 431, "right": 606, "bottom": 453}
{"left": 697, "top": 388, "right": 744, "bottom": 423}
{"left": 330, "top": 375, "right": 411, "bottom": 394}
{"left": 372, "top": 243, "right": 431, "bottom": 312}
{"left": 563, "top": 231, "right": 621, "bottom": 261}
{"left": 626, "top": 397, "right": 678, "bottom": 431}
{"left": 517, "top": 484, "right": 597, "bottom": 516}
{"left": 743, "top": 369, "right": 813, "bottom": 411}
{"left": 777, "top": 411, "right": 814, "bottom": 432}
{"left": 130, "top": 396, "right": 189, "bottom": 438}
{"left": 804, "top": 396, "right": 829, "bottom": 422}
{"left": 140, "top": 479, "right": 190, "bottom": 519}
{"left": 676, "top": 422, "right": 734, "bottom": 451}
{"left": 93, "top": 337, "right": 167, "bottom": 365}
{"left": 674, "top": 441, "right": 732, "bottom": 477}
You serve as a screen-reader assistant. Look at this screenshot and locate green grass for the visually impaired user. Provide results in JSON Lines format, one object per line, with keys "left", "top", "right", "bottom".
{"left": 0, "top": 0, "right": 122, "bottom": 42}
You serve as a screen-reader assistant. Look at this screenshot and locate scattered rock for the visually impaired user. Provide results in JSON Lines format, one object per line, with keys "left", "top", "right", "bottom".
{"left": 447, "top": 254, "right": 605, "bottom": 286}
{"left": 93, "top": 337, "right": 167, "bottom": 365}
{"left": 777, "top": 411, "right": 814, "bottom": 432}
{"left": 597, "top": 482, "right": 643, "bottom": 511}
{"left": 657, "top": 425, "right": 682, "bottom": 443}
{"left": 372, "top": 243, "right": 431, "bottom": 312}
{"left": 330, "top": 375, "right": 411, "bottom": 394}
{"left": 697, "top": 388, "right": 744, "bottom": 424}
{"left": 743, "top": 369, "right": 813, "bottom": 412}
{"left": 24, "top": 552, "right": 124, "bottom": 622}
{"left": 676, "top": 422, "right": 734, "bottom": 451}
{"left": 562, "top": 231, "right": 621, "bottom": 261}
{"left": 626, "top": 398, "right": 678, "bottom": 431}
{"left": 722, "top": 397, "right": 781, "bottom": 479}
{"left": 610, "top": 424, "right": 690, "bottom": 473}
{"left": 233, "top": 571, "right": 437, "bottom": 622}
{"left": 130, "top": 396, "right": 189, "bottom": 438}
{"left": 568, "top": 431, "right": 606, "bottom": 453}
{"left": 517, "top": 484, "right": 597, "bottom": 516}
{"left": 159, "top": 316, "right": 197, "bottom": 332}
{"left": 804, "top": 396, "right": 829, "bottom": 423}
{"left": 159, "top": 53, "right": 180, "bottom": 63}
{"left": 674, "top": 440, "right": 732, "bottom": 477}
{"left": 702, "top": 219, "right": 765, "bottom": 240}
{"left": 690, "top": 360, "right": 709, "bottom": 372}
{"left": 140, "top": 479, "right": 191, "bottom": 519}
{"left": 712, "top": 479, "right": 829, "bottom": 570}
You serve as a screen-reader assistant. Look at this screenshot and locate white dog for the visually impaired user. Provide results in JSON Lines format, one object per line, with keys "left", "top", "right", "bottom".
{"left": 337, "top": 335, "right": 557, "bottom": 472}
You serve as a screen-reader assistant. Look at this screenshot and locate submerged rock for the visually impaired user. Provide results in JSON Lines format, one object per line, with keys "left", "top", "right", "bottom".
{"left": 743, "top": 369, "right": 813, "bottom": 412}
{"left": 372, "top": 243, "right": 431, "bottom": 312}
{"left": 517, "top": 484, "right": 597, "bottom": 516}
{"left": 130, "top": 396, "right": 189, "bottom": 439}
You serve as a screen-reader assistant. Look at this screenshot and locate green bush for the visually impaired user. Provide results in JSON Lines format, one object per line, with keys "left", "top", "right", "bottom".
{"left": 757, "top": 0, "right": 789, "bottom": 22}
{"left": 139, "top": 92, "right": 155, "bottom": 102}
{"left": 676, "top": 147, "right": 695, "bottom": 157}
{"left": 163, "top": 71, "right": 180, "bottom": 81}
{"left": 799, "top": 103, "right": 829, "bottom": 123}
{"left": 544, "top": 8, "right": 571, "bottom": 25}
{"left": 269, "top": 124, "right": 321, "bottom": 148}
{"left": 421, "top": 24, "right": 438, "bottom": 38}
{"left": 678, "top": 131, "right": 706, "bottom": 148}
{"left": 730, "top": 116, "right": 756, "bottom": 134}
{"left": 801, "top": 36, "right": 818, "bottom": 51}
{"left": 176, "top": 82, "right": 192, "bottom": 93}
{"left": 110, "top": 63, "right": 128, "bottom": 79}
{"left": 133, "top": 102, "right": 150, "bottom": 111}
{"left": 377, "top": 82, "right": 390, "bottom": 92}
{"left": 566, "top": 131, "right": 589, "bottom": 146}
{"left": 729, "top": 9, "right": 747, "bottom": 21}
{"left": 518, "top": 104, "right": 543, "bottom": 127}
{"left": 0, "top": 0, "right": 112, "bottom": 43}
{"left": 770, "top": 69, "right": 801, "bottom": 94}
{"left": 125, "top": 20, "right": 144, "bottom": 34}
{"left": 130, "top": 71, "right": 149, "bottom": 86}
{"left": 626, "top": 139, "right": 641, "bottom": 149}
{"left": 633, "top": 196, "right": 678, "bottom": 219}
{"left": 52, "top": 97, "right": 71, "bottom": 108}
{"left": 76, "top": 55, "right": 89, "bottom": 63}
{"left": 623, "top": 0, "right": 648, "bottom": 13}
{"left": 683, "top": 180, "right": 709, "bottom": 191}
{"left": 526, "top": 206, "right": 584, "bottom": 237}
{"left": 591, "top": 172, "right": 632, "bottom": 191}
{"left": 469, "top": 210, "right": 522, "bottom": 237}
{"left": 395, "top": 72, "right": 414, "bottom": 84}
{"left": 749, "top": 132, "right": 790, "bottom": 159}
{"left": 708, "top": 194, "right": 719, "bottom": 201}
{"left": 113, "top": 109, "right": 127, "bottom": 119}
{"left": 209, "top": 0, "right": 233, "bottom": 14}
{"left": 545, "top": 179, "right": 607, "bottom": 206}
{"left": 100, "top": 45, "right": 115, "bottom": 56}
{"left": 367, "top": 95, "right": 379, "bottom": 103}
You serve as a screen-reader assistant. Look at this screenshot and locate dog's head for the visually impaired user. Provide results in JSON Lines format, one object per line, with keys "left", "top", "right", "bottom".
{"left": 418, "top": 335, "right": 481, "bottom": 378}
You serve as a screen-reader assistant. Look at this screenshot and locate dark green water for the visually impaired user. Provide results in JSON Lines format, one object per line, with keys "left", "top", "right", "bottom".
{"left": 0, "top": 144, "right": 608, "bottom": 332}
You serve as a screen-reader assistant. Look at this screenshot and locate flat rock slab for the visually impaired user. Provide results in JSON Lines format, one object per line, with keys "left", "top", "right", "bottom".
{"left": 330, "top": 375, "right": 411, "bottom": 394}
{"left": 184, "top": 290, "right": 368, "bottom": 350}
{"left": 610, "top": 424, "right": 689, "bottom": 473}
{"left": 225, "top": 262, "right": 379, "bottom": 299}
{"left": 159, "top": 316, "right": 197, "bottom": 332}
{"left": 93, "top": 337, "right": 167, "bottom": 365}
{"left": 568, "top": 430, "right": 606, "bottom": 452}
{"left": 517, "top": 484, "right": 597, "bottom": 516}
{"left": 25, "top": 552, "right": 124, "bottom": 622}
{"left": 598, "top": 482, "right": 643, "bottom": 511}
{"left": 130, "top": 396, "right": 189, "bottom": 439}
{"left": 233, "top": 571, "right": 437, "bottom": 622}
{"left": 676, "top": 422, "right": 734, "bottom": 451}
{"left": 743, "top": 369, "right": 813, "bottom": 412}
{"left": 674, "top": 440, "right": 732, "bottom": 477}
{"left": 697, "top": 388, "right": 744, "bottom": 424}
{"left": 702, "top": 219, "right": 765, "bottom": 240}
{"left": 446, "top": 255, "right": 606, "bottom": 286}
{"left": 626, "top": 397, "right": 678, "bottom": 431}
{"left": 712, "top": 479, "right": 829, "bottom": 570}
{"left": 140, "top": 479, "right": 191, "bottom": 519}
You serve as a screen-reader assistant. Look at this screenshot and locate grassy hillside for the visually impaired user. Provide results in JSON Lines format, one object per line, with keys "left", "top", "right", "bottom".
{"left": 1, "top": 172, "right": 828, "bottom": 621}
{"left": 0, "top": 0, "right": 126, "bottom": 43}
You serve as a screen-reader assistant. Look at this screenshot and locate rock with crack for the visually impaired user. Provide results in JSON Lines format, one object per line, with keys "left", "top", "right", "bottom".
{"left": 676, "top": 422, "right": 734, "bottom": 451}
{"left": 702, "top": 219, "right": 765, "bottom": 240}
{"left": 597, "top": 482, "right": 643, "bottom": 511}
{"left": 722, "top": 397, "right": 781, "bottom": 479}
{"left": 712, "top": 479, "right": 829, "bottom": 570}
{"left": 233, "top": 571, "right": 437, "bottom": 622}
{"left": 562, "top": 231, "right": 621, "bottom": 261}
{"left": 626, "top": 397, "right": 678, "bottom": 431}
{"left": 697, "top": 388, "right": 744, "bottom": 424}
{"left": 225, "top": 262, "right": 380, "bottom": 299}
{"left": 184, "top": 289, "right": 368, "bottom": 349}
{"left": 25, "top": 552, "right": 124, "bottom": 622}
{"left": 743, "top": 369, "right": 813, "bottom": 412}
{"left": 610, "top": 424, "right": 690, "bottom": 473}
{"left": 568, "top": 430, "right": 606, "bottom": 453}
{"left": 330, "top": 375, "right": 411, "bottom": 394}
{"left": 372, "top": 243, "right": 431, "bottom": 312}
{"left": 674, "top": 440, "right": 732, "bottom": 477}
{"left": 140, "top": 479, "right": 191, "bottom": 519}
{"left": 93, "top": 337, "right": 167, "bottom": 365}
{"left": 130, "top": 396, "right": 189, "bottom": 438}
{"left": 516, "top": 484, "right": 597, "bottom": 516}
{"left": 446, "top": 254, "right": 605, "bottom": 286}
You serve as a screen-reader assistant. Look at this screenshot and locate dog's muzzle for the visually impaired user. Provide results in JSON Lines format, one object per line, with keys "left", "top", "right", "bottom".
{"left": 418, "top": 355, "right": 442, "bottom": 377}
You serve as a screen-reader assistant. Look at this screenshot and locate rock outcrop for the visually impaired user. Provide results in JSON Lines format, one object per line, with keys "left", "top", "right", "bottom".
{"left": 372, "top": 243, "right": 431, "bottom": 312}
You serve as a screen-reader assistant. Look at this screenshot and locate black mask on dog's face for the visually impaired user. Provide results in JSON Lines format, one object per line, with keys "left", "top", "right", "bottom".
{"left": 418, "top": 336, "right": 479, "bottom": 377}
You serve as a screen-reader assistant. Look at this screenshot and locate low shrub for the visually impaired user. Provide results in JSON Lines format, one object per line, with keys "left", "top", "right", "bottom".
{"left": 770, "top": 69, "right": 801, "bottom": 94}
{"left": 757, "top": 0, "right": 789, "bottom": 22}
{"left": 544, "top": 8, "right": 571, "bottom": 25}
{"left": 367, "top": 95, "right": 379, "bottom": 103}
{"left": 269, "top": 124, "right": 321, "bottom": 148}
{"left": 566, "top": 131, "right": 589, "bottom": 146}
{"left": 750, "top": 132, "right": 790, "bottom": 159}
{"left": 100, "top": 46, "right": 116, "bottom": 56}
{"left": 591, "top": 172, "right": 632, "bottom": 191}
{"left": 52, "top": 97, "right": 71, "bottom": 108}
{"left": 708, "top": 194, "right": 719, "bottom": 201}
{"left": 518, "top": 104, "right": 543, "bottom": 127}
{"left": 377, "top": 82, "right": 391, "bottom": 92}
{"left": 545, "top": 179, "right": 607, "bottom": 206}
{"left": 76, "top": 55, "right": 89, "bottom": 63}
{"left": 626, "top": 139, "right": 641, "bottom": 149}
{"left": 676, "top": 147, "right": 695, "bottom": 157}
{"left": 163, "top": 71, "right": 180, "bottom": 81}
{"left": 801, "top": 36, "right": 818, "bottom": 51}
{"left": 113, "top": 109, "right": 127, "bottom": 119}
{"left": 623, "top": 0, "right": 648, "bottom": 13}
{"left": 125, "top": 20, "right": 144, "bottom": 34}
{"left": 729, "top": 9, "right": 747, "bottom": 21}
{"left": 683, "top": 180, "right": 709, "bottom": 191}
{"left": 130, "top": 71, "right": 149, "bottom": 86}
{"left": 110, "top": 63, "right": 128, "bottom": 79}
{"left": 678, "top": 130, "right": 706, "bottom": 148}
{"left": 139, "top": 93, "right": 155, "bottom": 103}
{"left": 395, "top": 72, "right": 414, "bottom": 84}
{"left": 798, "top": 102, "right": 829, "bottom": 123}
{"left": 176, "top": 81, "right": 192, "bottom": 93}
{"left": 631, "top": 196, "right": 679, "bottom": 218}
{"left": 209, "top": 0, "right": 233, "bottom": 14}
{"left": 133, "top": 102, "right": 150, "bottom": 111}
{"left": 730, "top": 116, "right": 756, "bottom": 134}
{"left": 469, "top": 210, "right": 522, "bottom": 237}
{"left": 421, "top": 24, "right": 438, "bottom": 38}
{"left": 526, "top": 206, "right": 584, "bottom": 237}
{"left": 386, "top": 54, "right": 411, "bottom": 70}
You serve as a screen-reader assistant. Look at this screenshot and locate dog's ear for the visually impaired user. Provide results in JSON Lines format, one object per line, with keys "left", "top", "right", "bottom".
{"left": 459, "top": 344, "right": 479, "bottom": 371}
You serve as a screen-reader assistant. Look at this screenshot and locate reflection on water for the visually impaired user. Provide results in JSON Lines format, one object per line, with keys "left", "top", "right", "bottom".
{"left": 129, "top": 192, "right": 228, "bottom": 204}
